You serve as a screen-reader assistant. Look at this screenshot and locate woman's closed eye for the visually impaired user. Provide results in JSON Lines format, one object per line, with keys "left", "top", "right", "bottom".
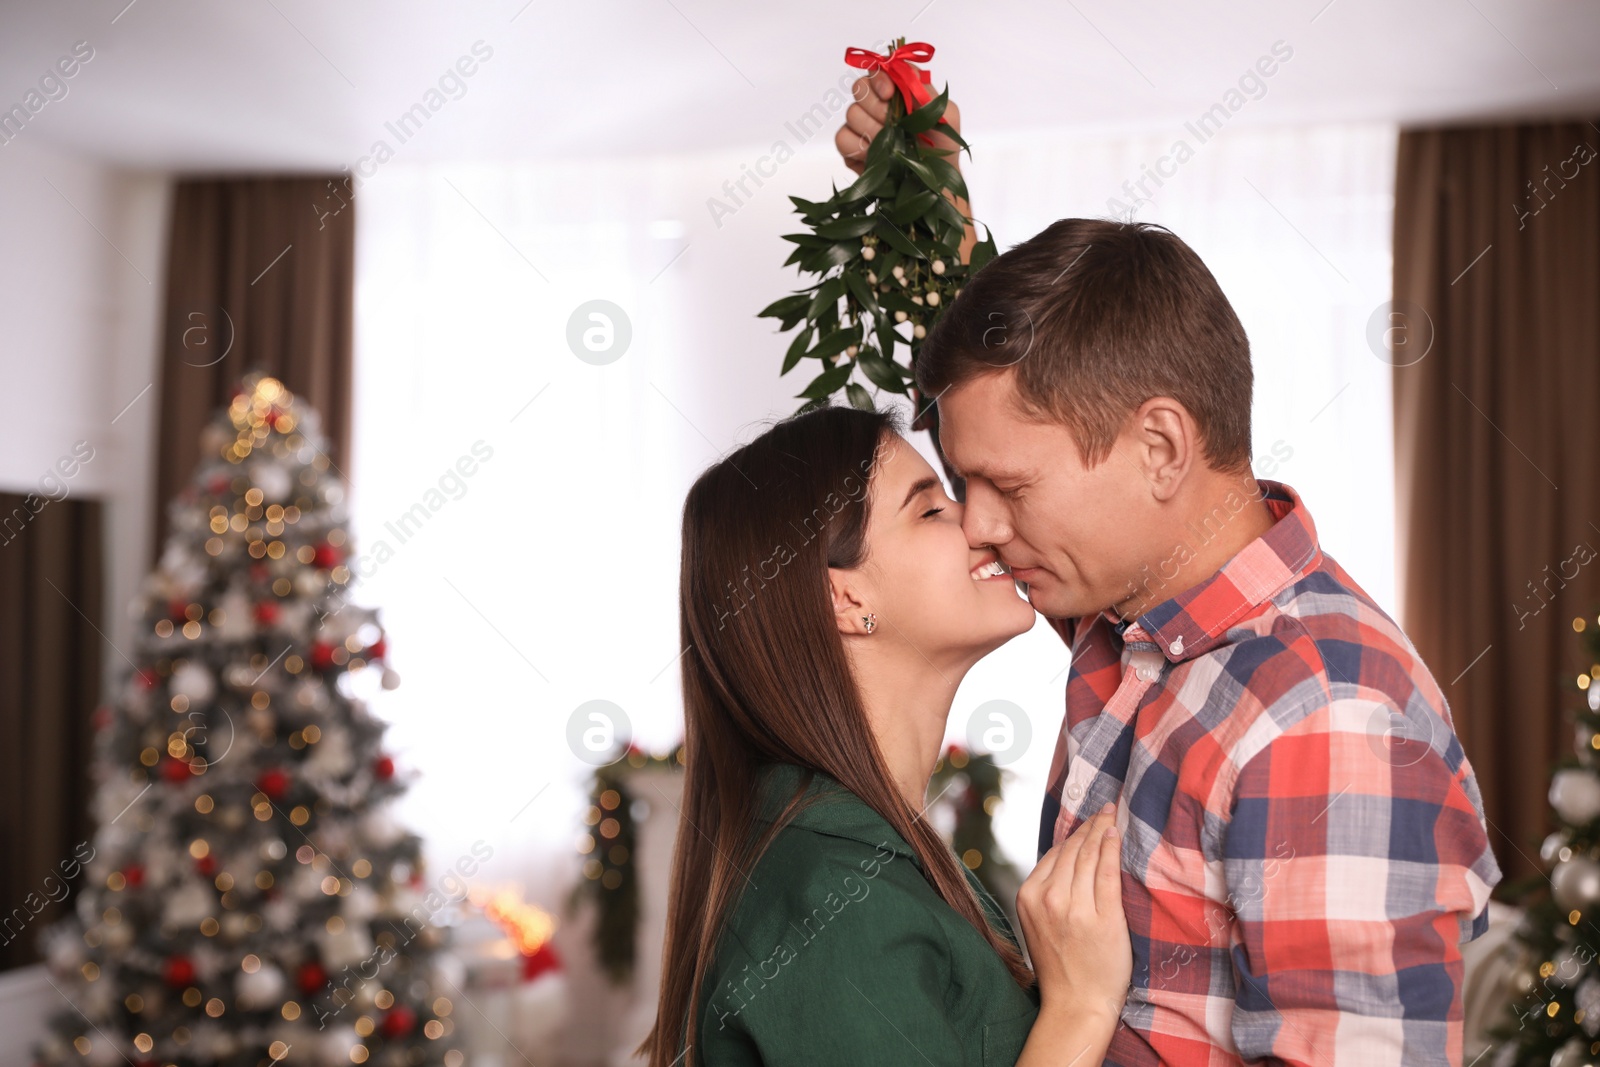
{"left": 921, "top": 505, "right": 946, "bottom": 519}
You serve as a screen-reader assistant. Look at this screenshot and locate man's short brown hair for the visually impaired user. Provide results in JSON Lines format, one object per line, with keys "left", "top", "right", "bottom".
{"left": 918, "top": 218, "right": 1254, "bottom": 472}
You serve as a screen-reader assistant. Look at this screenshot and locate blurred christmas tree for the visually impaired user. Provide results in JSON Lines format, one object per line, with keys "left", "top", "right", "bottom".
{"left": 33, "top": 373, "right": 464, "bottom": 1067}
{"left": 1491, "top": 612, "right": 1600, "bottom": 1067}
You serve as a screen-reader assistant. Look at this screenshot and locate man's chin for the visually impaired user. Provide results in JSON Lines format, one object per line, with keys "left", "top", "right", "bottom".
{"left": 1017, "top": 579, "right": 1097, "bottom": 621}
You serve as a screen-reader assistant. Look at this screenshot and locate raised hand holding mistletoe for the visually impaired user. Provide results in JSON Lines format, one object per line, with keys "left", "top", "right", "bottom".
{"left": 758, "top": 39, "right": 996, "bottom": 495}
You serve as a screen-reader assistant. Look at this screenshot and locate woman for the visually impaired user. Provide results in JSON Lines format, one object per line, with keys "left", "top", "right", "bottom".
{"left": 639, "top": 404, "right": 1132, "bottom": 1067}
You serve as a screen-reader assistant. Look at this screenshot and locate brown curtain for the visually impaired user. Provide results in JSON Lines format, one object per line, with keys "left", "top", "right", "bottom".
{"left": 0, "top": 493, "right": 103, "bottom": 969}
{"left": 153, "top": 175, "right": 355, "bottom": 561}
{"left": 1393, "top": 119, "right": 1600, "bottom": 886}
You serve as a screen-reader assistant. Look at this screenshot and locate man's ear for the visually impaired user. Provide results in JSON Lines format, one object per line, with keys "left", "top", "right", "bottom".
{"left": 826, "top": 567, "right": 872, "bottom": 637}
{"left": 1128, "top": 397, "right": 1194, "bottom": 502}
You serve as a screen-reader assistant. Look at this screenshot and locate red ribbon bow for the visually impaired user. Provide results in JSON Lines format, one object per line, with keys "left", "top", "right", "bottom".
{"left": 844, "top": 41, "right": 937, "bottom": 113}
{"left": 845, "top": 41, "right": 948, "bottom": 146}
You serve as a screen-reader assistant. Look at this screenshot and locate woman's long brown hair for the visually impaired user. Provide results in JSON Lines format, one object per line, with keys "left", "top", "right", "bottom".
{"left": 637, "top": 403, "right": 1034, "bottom": 1067}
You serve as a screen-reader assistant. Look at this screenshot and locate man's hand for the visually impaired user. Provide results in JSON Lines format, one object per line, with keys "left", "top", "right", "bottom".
{"left": 834, "top": 66, "right": 975, "bottom": 264}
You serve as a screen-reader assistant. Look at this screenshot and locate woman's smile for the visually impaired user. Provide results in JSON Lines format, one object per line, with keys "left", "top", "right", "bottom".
{"left": 969, "top": 552, "right": 1011, "bottom": 581}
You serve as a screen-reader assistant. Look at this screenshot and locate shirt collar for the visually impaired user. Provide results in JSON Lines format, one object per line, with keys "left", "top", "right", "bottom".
{"left": 754, "top": 761, "right": 919, "bottom": 862}
{"left": 1130, "top": 479, "right": 1321, "bottom": 664}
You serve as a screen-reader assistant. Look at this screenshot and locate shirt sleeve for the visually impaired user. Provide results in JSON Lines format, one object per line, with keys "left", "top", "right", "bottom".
{"left": 714, "top": 859, "right": 965, "bottom": 1067}
{"left": 1221, "top": 697, "right": 1499, "bottom": 1066}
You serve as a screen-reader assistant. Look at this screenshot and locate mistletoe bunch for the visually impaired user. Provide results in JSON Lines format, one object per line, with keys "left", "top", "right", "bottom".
{"left": 758, "top": 46, "right": 997, "bottom": 414}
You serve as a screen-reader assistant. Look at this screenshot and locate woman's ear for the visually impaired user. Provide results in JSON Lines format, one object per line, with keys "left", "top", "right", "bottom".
{"left": 826, "top": 567, "right": 872, "bottom": 637}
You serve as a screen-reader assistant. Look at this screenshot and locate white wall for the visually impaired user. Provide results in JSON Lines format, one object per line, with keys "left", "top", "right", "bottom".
{"left": 0, "top": 136, "right": 168, "bottom": 1062}
{"left": 0, "top": 136, "right": 169, "bottom": 681}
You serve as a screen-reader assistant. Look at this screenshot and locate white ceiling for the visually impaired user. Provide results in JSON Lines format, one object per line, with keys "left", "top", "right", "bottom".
{"left": 1, "top": 0, "right": 1597, "bottom": 173}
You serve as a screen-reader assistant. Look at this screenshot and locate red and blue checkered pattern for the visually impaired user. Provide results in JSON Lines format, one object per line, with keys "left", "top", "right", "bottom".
{"left": 1040, "top": 480, "right": 1502, "bottom": 1066}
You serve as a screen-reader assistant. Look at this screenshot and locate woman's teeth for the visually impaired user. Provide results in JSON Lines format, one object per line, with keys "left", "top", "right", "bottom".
{"left": 970, "top": 559, "right": 1007, "bottom": 580}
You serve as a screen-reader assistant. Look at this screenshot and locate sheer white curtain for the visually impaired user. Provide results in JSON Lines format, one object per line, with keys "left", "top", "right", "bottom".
{"left": 350, "top": 119, "right": 1396, "bottom": 897}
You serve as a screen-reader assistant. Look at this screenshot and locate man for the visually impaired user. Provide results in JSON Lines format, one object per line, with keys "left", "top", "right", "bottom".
{"left": 837, "top": 73, "right": 1502, "bottom": 1065}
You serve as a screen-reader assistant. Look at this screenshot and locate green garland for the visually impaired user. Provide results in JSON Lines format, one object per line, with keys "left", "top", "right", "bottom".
{"left": 757, "top": 37, "right": 997, "bottom": 415}
{"left": 928, "top": 744, "right": 1020, "bottom": 903}
{"left": 569, "top": 743, "right": 1018, "bottom": 985}
{"left": 569, "top": 745, "right": 684, "bottom": 985}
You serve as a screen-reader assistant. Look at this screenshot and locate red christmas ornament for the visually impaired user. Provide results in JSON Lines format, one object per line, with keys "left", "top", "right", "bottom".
{"left": 257, "top": 767, "right": 290, "bottom": 800}
{"left": 206, "top": 474, "right": 231, "bottom": 496}
{"left": 122, "top": 864, "right": 144, "bottom": 888}
{"left": 311, "top": 641, "right": 336, "bottom": 670}
{"left": 374, "top": 756, "right": 395, "bottom": 781}
{"left": 136, "top": 669, "right": 158, "bottom": 689}
{"left": 367, "top": 637, "right": 386, "bottom": 661}
{"left": 254, "top": 601, "right": 280, "bottom": 625}
{"left": 91, "top": 705, "right": 113, "bottom": 731}
{"left": 167, "top": 598, "right": 190, "bottom": 622}
{"left": 162, "top": 955, "right": 196, "bottom": 988}
{"left": 522, "top": 940, "right": 562, "bottom": 982}
{"left": 314, "top": 542, "right": 341, "bottom": 570}
{"left": 194, "top": 853, "right": 217, "bottom": 877}
{"left": 381, "top": 1004, "right": 416, "bottom": 1038}
{"left": 297, "top": 961, "right": 327, "bottom": 994}
{"left": 161, "top": 757, "right": 191, "bottom": 783}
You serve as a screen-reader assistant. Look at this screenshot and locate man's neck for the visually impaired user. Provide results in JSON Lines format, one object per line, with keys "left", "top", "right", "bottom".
{"left": 1113, "top": 474, "right": 1279, "bottom": 621}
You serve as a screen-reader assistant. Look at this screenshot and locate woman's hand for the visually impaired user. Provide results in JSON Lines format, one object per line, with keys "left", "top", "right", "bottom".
{"left": 835, "top": 66, "right": 976, "bottom": 265}
{"left": 835, "top": 67, "right": 964, "bottom": 176}
{"left": 1016, "top": 803, "right": 1132, "bottom": 1028}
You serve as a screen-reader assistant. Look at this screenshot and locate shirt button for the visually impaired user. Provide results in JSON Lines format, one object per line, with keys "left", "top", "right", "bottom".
{"left": 1067, "top": 784, "right": 1084, "bottom": 800}
{"left": 1169, "top": 636, "right": 1185, "bottom": 656}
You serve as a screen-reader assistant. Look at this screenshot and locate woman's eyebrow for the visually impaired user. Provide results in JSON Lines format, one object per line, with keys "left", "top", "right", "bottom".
{"left": 897, "top": 475, "right": 942, "bottom": 513}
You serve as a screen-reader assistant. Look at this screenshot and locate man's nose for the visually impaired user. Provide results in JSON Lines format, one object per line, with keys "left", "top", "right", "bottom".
{"left": 960, "top": 483, "right": 1012, "bottom": 547}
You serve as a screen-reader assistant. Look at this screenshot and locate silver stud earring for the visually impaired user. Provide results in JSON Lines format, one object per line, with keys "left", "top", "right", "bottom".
{"left": 862, "top": 613, "right": 876, "bottom": 634}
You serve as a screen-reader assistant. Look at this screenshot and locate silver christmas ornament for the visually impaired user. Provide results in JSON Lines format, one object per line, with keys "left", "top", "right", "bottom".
{"left": 1551, "top": 768, "right": 1600, "bottom": 825}
{"left": 1552, "top": 856, "right": 1600, "bottom": 911}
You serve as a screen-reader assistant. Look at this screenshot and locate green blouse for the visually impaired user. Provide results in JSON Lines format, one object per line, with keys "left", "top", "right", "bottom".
{"left": 691, "top": 761, "right": 1042, "bottom": 1066}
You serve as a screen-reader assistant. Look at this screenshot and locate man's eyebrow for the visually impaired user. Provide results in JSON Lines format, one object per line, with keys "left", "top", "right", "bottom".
{"left": 898, "top": 475, "right": 942, "bottom": 513}
{"left": 948, "top": 455, "right": 1017, "bottom": 482}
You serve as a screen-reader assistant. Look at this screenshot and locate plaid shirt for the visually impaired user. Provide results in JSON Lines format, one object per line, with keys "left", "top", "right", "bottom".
{"left": 1040, "top": 479, "right": 1502, "bottom": 1067}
